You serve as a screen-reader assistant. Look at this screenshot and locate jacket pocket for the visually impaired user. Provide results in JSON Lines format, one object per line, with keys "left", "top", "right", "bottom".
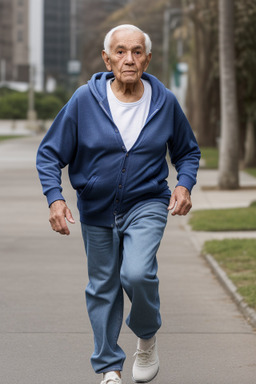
{"left": 78, "top": 176, "right": 98, "bottom": 199}
{"left": 151, "top": 178, "right": 159, "bottom": 192}
{"left": 149, "top": 178, "right": 167, "bottom": 193}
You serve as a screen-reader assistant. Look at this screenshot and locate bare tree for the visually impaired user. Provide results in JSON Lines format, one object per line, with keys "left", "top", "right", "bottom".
{"left": 218, "top": 0, "right": 239, "bottom": 189}
{"left": 185, "top": 0, "right": 219, "bottom": 147}
{"left": 235, "top": 0, "right": 256, "bottom": 167}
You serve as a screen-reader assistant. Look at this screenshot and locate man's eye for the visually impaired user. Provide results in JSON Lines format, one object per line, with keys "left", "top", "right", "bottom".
{"left": 117, "top": 50, "right": 124, "bottom": 55}
{"left": 135, "top": 51, "right": 142, "bottom": 55}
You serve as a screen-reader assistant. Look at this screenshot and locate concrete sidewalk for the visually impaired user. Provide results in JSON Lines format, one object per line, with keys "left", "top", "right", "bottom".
{"left": 0, "top": 136, "right": 256, "bottom": 384}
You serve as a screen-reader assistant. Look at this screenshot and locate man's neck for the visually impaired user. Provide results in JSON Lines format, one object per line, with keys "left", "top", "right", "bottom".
{"left": 111, "top": 79, "right": 144, "bottom": 102}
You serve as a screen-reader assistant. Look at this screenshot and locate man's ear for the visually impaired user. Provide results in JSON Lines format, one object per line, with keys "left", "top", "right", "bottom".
{"left": 144, "top": 52, "right": 152, "bottom": 72}
{"left": 102, "top": 51, "right": 112, "bottom": 71}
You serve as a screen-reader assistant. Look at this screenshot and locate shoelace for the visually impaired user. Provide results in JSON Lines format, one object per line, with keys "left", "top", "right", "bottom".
{"left": 133, "top": 345, "right": 156, "bottom": 366}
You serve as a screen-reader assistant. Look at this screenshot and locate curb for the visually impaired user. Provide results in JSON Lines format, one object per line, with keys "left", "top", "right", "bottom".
{"left": 204, "top": 253, "right": 256, "bottom": 330}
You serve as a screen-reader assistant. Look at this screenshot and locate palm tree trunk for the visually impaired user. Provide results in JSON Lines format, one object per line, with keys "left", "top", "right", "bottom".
{"left": 244, "top": 118, "right": 256, "bottom": 167}
{"left": 218, "top": 0, "right": 239, "bottom": 189}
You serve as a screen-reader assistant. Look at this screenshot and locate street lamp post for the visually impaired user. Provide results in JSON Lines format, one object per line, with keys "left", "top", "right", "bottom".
{"left": 27, "top": 63, "right": 38, "bottom": 132}
{"left": 0, "top": 59, "right": 6, "bottom": 84}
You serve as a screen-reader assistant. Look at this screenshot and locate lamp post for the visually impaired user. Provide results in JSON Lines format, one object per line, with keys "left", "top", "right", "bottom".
{"left": 0, "top": 59, "right": 6, "bottom": 84}
{"left": 27, "top": 63, "right": 38, "bottom": 132}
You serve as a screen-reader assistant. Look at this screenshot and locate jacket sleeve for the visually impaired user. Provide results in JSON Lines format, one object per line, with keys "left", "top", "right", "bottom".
{"left": 167, "top": 97, "right": 201, "bottom": 193}
{"left": 36, "top": 96, "right": 78, "bottom": 207}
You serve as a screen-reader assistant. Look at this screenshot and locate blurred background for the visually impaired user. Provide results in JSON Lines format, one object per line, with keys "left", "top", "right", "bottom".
{"left": 2, "top": 4, "right": 256, "bottom": 382}
{"left": 0, "top": 0, "right": 256, "bottom": 187}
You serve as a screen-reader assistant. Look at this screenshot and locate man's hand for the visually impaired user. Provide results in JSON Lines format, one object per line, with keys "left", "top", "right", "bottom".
{"left": 168, "top": 186, "right": 192, "bottom": 216}
{"left": 49, "top": 200, "right": 75, "bottom": 235}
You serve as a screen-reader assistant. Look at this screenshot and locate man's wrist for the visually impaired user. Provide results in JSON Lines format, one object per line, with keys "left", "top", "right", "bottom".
{"left": 49, "top": 199, "right": 66, "bottom": 208}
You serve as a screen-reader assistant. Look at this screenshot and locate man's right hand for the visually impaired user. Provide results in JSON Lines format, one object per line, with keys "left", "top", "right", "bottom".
{"left": 49, "top": 200, "right": 75, "bottom": 235}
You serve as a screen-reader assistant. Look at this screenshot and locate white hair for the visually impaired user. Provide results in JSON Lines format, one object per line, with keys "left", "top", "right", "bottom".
{"left": 103, "top": 24, "right": 152, "bottom": 56}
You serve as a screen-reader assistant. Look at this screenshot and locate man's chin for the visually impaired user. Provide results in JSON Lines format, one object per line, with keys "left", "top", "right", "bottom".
{"left": 121, "top": 74, "right": 139, "bottom": 83}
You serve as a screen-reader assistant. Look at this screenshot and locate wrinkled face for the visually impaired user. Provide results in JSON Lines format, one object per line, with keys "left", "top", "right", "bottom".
{"left": 102, "top": 29, "right": 152, "bottom": 84}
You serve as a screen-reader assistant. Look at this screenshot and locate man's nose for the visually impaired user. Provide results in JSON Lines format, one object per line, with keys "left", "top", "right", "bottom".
{"left": 125, "top": 51, "right": 134, "bottom": 64}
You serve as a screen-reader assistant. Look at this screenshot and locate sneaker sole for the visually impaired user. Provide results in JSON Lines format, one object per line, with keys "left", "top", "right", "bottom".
{"left": 132, "top": 367, "right": 159, "bottom": 383}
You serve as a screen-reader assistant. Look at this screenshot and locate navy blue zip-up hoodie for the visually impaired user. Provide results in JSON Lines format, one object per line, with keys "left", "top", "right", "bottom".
{"left": 36, "top": 72, "right": 200, "bottom": 227}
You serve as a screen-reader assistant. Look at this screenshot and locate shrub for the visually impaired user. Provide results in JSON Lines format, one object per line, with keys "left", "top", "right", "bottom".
{"left": 0, "top": 92, "right": 28, "bottom": 119}
{"left": 35, "top": 95, "right": 64, "bottom": 120}
{"left": 0, "top": 91, "right": 64, "bottom": 120}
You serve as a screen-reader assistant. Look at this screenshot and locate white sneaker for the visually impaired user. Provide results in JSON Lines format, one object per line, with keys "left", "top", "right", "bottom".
{"left": 100, "top": 371, "right": 122, "bottom": 384}
{"left": 132, "top": 339, "right": 159, "bottom": 383}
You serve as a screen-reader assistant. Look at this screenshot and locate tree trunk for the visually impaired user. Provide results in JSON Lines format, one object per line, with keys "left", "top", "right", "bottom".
{"left": 218, "top": 0, "right": 239, "bottom": 189}
{"left": 244, "top": 118, "right": 256, "bottom": 167}
{"left": 186, "top": 0, "right": 219, "bottom": 147}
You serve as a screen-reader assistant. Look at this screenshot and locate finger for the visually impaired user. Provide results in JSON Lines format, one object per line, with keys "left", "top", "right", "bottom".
{"left": 171, "top": 202, "right": 180, "bottom": 216}
{"left": 168, "top": 196, "right": 176, "bottom": 211}
{"left": 50, "top": 215, "right": 70, "bottom": 235}
{"left": 59, "top": 226, "right": 70, "bottom": 235}
{"left": 173, "top": 200, "right": 192, "bottom": 216}
{"left": 172, "top": 197, "right": 185, "bottom": 215}
{"left": 183, "top": 203, "right": 192, "bottom": 215}
{"left": 57, "top": 225, "right": 70, "bottom": 236}
{"left": 66, "top": 208, "right": 75, "bottom": 224}
{"left": 58, "top": 216, "right": 70, "bottom": 235}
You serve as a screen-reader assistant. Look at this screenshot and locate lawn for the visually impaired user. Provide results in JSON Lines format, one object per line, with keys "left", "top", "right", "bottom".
{"left": 200, "top": 147, "right": 256, "bottom": 179}
{"left": 203, "top": 239, "right": 256, "bottom": 310}
{"left": 189, "top": 202, "right": 256, "bottom": 231}
{"left": 200, "top": 147, "right": 219, "bottom": 169}
{"left": 245, "top": 168, "right": 256, "bottom": 178}
{"left": 0, "top": 135, "right": 25, "bottom": 142}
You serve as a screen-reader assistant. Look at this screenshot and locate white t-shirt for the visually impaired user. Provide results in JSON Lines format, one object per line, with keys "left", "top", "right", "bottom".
{"left": 107, "top": 78, "right": 152, "bottom": 151}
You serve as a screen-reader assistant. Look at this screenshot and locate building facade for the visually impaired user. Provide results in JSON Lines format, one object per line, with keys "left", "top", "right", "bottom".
{"left": 0, "top": 0, "right": 13, "bottom": 82}
{"left": 0, "top": 0, "right": 130, "bottom": 91}
{"left": 43, "top": 0, "right": 71, "bottom": 89}
{"left": 12, "top": 0, "right": 30, "bottom": 82}
{"left": 0, "top": 0, "right": 29, "bottom": 84}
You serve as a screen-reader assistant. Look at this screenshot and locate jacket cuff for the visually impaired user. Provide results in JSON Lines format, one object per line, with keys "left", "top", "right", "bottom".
{"left": 46, "top": 188, "right": 65, "bottom": 207}
{"left": 175, "top": 175, "right": 196, "bottom": 194}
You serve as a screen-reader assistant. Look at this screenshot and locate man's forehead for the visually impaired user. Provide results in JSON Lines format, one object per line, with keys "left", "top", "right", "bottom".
{"left": 110, "top": 29, "right": 146, "bottom": 49}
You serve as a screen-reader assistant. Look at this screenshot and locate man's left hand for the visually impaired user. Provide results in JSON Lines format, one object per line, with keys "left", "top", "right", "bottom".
{"left": 168, "top": 186, "right": 192, "bottom": 216}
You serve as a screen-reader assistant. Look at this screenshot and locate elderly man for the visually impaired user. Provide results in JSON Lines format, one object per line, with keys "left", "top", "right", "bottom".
{"left": 37, "top": 25, "right": 200, "bottom": 384}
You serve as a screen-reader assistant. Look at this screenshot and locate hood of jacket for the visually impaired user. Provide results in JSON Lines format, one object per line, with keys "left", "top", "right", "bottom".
{"left": 87, "top": 71, "right": 167, "bottom": 119}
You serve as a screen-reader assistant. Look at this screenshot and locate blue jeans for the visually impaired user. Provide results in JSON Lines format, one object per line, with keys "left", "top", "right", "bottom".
{"left": 81, "top": 201, "right": 168, "bottom": 374}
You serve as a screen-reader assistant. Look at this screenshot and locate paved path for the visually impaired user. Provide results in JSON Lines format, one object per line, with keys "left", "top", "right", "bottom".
{"left": 0, "top": 136, "right": 256, "bottom": 384}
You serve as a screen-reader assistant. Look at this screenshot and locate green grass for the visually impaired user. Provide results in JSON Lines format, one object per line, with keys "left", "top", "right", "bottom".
{"left": 200, "top": 147, "right": 219, "bottom": 169}
{"left": 0, "top": 135, "right": 25, "bottom": 142}
{"left": 245, "top": 168, "right": 256, "bottom": 178}
{"left": 200, "top": 148, "right": 256, "bottom": 178}
{"left": 203, "top": 239, "right": 256, "bottom": 310}
{"left": 189, "top": 203, "right": 256, "bottom": 231}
